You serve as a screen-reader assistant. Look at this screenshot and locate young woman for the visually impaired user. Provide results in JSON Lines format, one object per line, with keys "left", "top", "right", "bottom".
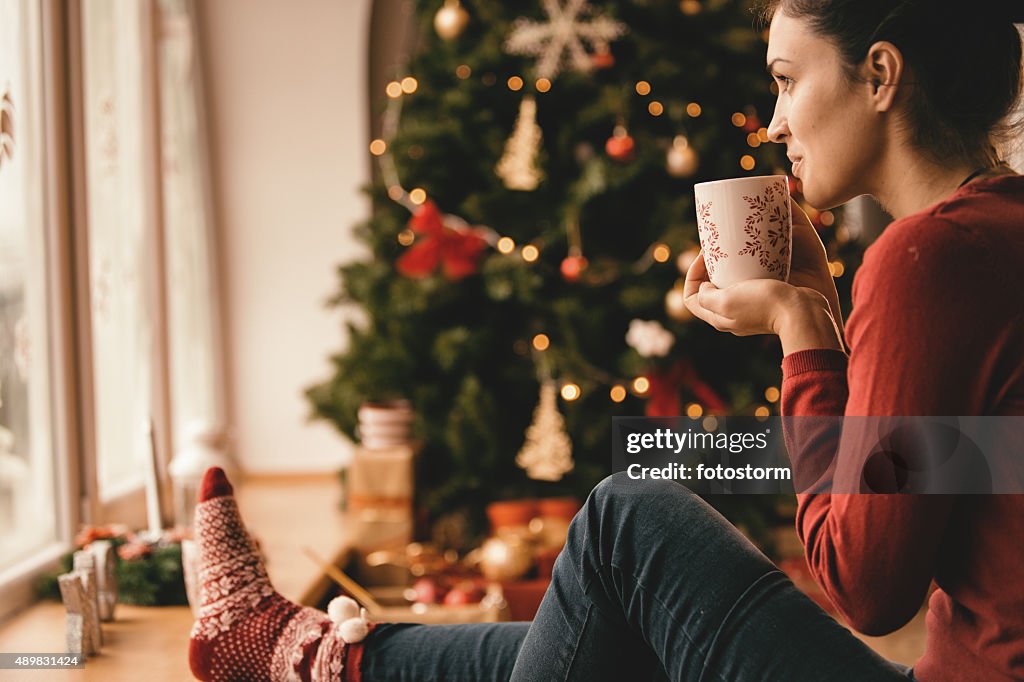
{"left": 186, "top": 2, "right": 1023, "bottom": 680}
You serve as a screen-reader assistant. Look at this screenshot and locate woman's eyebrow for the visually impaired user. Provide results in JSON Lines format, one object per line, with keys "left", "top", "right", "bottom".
{"left": 765, "top": 58, "right": 793, "bottom": 73}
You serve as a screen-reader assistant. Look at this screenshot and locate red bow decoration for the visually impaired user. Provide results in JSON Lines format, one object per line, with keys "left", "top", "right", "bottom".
{"left": 396, "top": 200, "right": 488, "bottom": 281}
{"left": 644, "top": 358, "right": 728, "bottom": 417}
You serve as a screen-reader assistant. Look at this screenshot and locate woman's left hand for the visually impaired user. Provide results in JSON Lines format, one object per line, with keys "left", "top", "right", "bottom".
{"left": 683, "top": 250, "right": 845, "bottom": 354}
{"left": 682, "top": 251, "right": 797, "bottom": 336}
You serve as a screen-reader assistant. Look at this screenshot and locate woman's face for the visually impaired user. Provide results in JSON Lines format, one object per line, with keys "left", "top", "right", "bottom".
{"left": 766, "top": 12, "right": 881, "bottom": 208}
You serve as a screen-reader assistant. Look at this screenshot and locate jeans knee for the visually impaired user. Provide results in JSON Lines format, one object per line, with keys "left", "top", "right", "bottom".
{"left": 582, "top": 471, "right": 699, "bottom": 534}
{"left": 590, "top": 471, "right": 692, "bottom": 508}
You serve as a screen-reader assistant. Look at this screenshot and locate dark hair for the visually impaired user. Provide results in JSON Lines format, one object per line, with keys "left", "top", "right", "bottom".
{"left": 759, "top": 0, "right": 1023, "bottom": 166}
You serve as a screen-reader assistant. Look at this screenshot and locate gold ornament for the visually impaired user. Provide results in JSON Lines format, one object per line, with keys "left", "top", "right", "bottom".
{"left": 434, "top": 0, "right": 470, "bottom": 41}
{"left": 496, "top": 95, "right": 544, "bottom": 191}
{"left": 680, "top": 0, "right": 703, "bottom": 16}
{"left": 528, "top": 516, "right": 571, "bottom": 551}
{"left": 666, "top": 135, "right": 699, "bottom": 178}
{"left": 479, "top": 533, "right": 534, "bottom": 581}
{"left": 516, "top": 382, "right": 574, "bottom": 481}
{"left": 665, "top": 280, "right": 693, "bottom": 321}
{"left": 676, "top": 246, "right": 701, "bottom": 275}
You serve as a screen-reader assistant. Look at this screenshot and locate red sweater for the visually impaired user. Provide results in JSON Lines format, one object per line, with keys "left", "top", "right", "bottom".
{"left": 781, "top": 175, "right": 1024, "bottom": 681}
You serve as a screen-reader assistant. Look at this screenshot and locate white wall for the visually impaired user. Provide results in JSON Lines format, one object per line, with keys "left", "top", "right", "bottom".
{"left": 197, "top": 0, "right": 371, "bottom": 472}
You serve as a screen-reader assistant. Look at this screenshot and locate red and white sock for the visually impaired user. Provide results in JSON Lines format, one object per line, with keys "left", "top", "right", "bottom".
{"left": 189, "top": 467, "right": 373, "bottom": 681}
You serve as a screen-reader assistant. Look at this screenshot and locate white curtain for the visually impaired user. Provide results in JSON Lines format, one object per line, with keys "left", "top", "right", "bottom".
{"left": 81, "top": 0, "right": 227, "bottom": 500}
{"left": 156, "top": 0, "right": 226, "bottom": 450}
{"left": 80, "top": 0, "right": 158, "bottom": 499}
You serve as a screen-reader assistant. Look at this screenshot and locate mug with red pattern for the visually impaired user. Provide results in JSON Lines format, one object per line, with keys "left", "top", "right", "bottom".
{"left": 694, "top": 175, "right": 792, "bottom": 288}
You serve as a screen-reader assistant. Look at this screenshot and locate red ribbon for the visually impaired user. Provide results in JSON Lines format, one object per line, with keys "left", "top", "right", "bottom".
{"left": 396, "top": 200, "right": 488, "bottom": 281}
{"left": 645, "top": 358, "right": 728, "bottom": 417}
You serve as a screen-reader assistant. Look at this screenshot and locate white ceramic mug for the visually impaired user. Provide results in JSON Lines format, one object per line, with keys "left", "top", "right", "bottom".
{"left": 693, "top": 175, "right": 792, "bottom": 288}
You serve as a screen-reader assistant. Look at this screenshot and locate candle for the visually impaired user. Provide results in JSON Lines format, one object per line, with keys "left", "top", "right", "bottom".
{"left": 142, "top": 419, "right": 164, "bottom": 538}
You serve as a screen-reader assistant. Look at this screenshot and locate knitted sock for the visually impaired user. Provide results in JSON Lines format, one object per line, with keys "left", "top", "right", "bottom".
{"left": 189, "top": 467, "right": 373, "bottom": 682}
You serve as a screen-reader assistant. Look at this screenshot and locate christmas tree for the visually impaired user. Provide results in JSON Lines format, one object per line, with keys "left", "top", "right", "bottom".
{"left": 307, "top": 0, "right": 862, "bottom": 544}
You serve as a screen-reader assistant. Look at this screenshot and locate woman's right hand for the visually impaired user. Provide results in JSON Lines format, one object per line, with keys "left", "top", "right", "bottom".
{"left": 786, "top": 199, "right": 845, "bottom": 337}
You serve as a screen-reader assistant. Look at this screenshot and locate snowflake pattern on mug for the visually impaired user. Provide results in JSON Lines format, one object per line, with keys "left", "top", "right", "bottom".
{"left": 738, "top": 180, "right": 791, "bottom": 276}
{"left": 696, "top": 200, "right": 728, "bottom": 278}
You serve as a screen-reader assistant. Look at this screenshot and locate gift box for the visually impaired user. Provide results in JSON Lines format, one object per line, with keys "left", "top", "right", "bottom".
{"left": 347, "top": 444, "right": 416, "bottom": 522}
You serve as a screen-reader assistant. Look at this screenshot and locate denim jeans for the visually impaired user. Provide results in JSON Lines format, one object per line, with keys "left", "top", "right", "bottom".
{"left": 361, "top": 473, "right": 914, "bottom": 681}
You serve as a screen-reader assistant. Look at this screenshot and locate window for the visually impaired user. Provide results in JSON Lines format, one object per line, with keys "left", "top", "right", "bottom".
{"left": 0, "top": 0, "right": 59, "bottom": 576}
{"left": 0, "top": 0, "right": 227, "bottom": 614}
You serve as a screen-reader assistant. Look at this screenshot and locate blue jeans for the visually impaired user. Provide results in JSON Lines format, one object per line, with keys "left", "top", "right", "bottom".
{"left": 361, "top": 473, "right": 914, "bottom": 681}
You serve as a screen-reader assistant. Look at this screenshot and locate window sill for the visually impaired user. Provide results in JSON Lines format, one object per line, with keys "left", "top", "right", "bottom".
{"left": 0, "top": 541, "right": 71, "bottom": 624}
{"left": 0, "top": 473, "right": 362, "bottom": 680}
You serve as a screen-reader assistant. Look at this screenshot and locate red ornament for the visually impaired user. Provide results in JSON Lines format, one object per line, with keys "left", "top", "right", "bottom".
{"left": 742, "top": 114, "right": 762, "bottom": 133}
{"left": 605, "top": 126, "right": 635, "bottom": 162}
{"left": 396, "top": 200, "right": 489, "bottom": 280}
{"left": 443, "top": 582, "right": 483, "bottom": 606}
{"left": 411, "top": 576, "right": 444, "bottom": 604}
{"left": 442, "top": 587, "right": 471, "bottom": 606}
{"left": 560, "top": 254, "right": 589, "bottom": 282}
{"left": 591, "top": 47, "right": 615, "bottom": 70}
{"left": 645, "top": 369, "right": 682, "bottom": 418}
{"left": 644, "top": 359, "right": 728, "bottom": 417}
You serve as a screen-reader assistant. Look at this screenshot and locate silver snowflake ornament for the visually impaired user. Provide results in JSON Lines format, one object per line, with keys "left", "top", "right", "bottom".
{"left": 504, "top": 0, "right": 627, "bottom": 80}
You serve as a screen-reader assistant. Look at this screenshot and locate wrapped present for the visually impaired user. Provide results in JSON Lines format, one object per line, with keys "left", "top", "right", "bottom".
{"left": 347, "top": 444, "right": 415, "bottom": 521}
{"left": 345, "top": 444, "right": 418, "bottom": 557}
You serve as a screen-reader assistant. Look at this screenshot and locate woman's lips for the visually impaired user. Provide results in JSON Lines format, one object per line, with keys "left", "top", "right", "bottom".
{"left": 792, "top": 159, "right": 803, "bottom": 177}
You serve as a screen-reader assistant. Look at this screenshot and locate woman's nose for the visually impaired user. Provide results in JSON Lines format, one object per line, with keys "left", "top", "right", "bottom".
{"left": 767, "top": 101, "right": 788, "bottom": 144}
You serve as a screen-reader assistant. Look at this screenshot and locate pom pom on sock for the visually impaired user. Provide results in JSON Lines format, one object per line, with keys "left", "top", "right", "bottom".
{"left": 327, "top": 596, "right": 361, "bottom": 624}
{"left": 339, "top": 614, "right": 370, "bottom": 644}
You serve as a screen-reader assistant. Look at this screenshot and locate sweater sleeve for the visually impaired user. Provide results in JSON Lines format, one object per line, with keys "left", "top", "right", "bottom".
{"left": 780, "top": 215, "right": 1001, "bottom": 635}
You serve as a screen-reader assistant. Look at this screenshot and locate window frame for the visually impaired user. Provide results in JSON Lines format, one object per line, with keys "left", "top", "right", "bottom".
{"left": 0, "top": 0, "right": 80, "bottom": 622}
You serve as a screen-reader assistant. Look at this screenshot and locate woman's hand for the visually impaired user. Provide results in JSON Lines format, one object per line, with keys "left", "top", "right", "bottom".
{"left": 683, "top": 250, "right": 845, "bottom": 356}
{"left": 786, "top": 199, "right": 844, "bottom": 336}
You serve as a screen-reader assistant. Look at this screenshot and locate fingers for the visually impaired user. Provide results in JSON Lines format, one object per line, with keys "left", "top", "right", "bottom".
{"left": 683, "top": 249, "right": 709, "bottom": 300}
{"left": 696, "top": 283, "right": 731, "bottom": 320}
{"left": 683, "top": 253, "right": 738, "bottom": 331}
{"left": 684, "top": 281, "right": 737, "bottom": 332}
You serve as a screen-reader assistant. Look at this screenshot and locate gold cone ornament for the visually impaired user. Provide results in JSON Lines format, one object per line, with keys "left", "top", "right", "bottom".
{"left": 516, "top": 381, "right": 574, "bottom": 481}
{"left": 496, "top": 95, "right": 544, "bottom": 191}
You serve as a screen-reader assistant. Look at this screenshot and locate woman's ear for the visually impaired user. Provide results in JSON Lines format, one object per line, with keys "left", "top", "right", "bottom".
{"left": 862, "top": 41, "right": 904, "bottom": 112}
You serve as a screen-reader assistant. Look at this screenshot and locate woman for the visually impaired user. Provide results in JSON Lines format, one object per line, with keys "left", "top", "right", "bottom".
{"left": 187, "top": 2, "right": 1023, "bottom": 680}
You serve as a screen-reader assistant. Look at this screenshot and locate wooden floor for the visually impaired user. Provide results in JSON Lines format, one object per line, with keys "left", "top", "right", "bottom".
{"left": 0, "top": 602, "right": 195, "bottom": 681}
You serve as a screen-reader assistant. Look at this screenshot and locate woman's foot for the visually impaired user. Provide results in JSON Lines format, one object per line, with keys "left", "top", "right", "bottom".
{"left": 189, "top": 467, "right": 372, "bottom": 681}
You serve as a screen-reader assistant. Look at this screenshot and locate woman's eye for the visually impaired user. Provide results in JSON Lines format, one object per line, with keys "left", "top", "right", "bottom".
{"left": 773, "top": 74, "right": 793, "bottom": 89}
